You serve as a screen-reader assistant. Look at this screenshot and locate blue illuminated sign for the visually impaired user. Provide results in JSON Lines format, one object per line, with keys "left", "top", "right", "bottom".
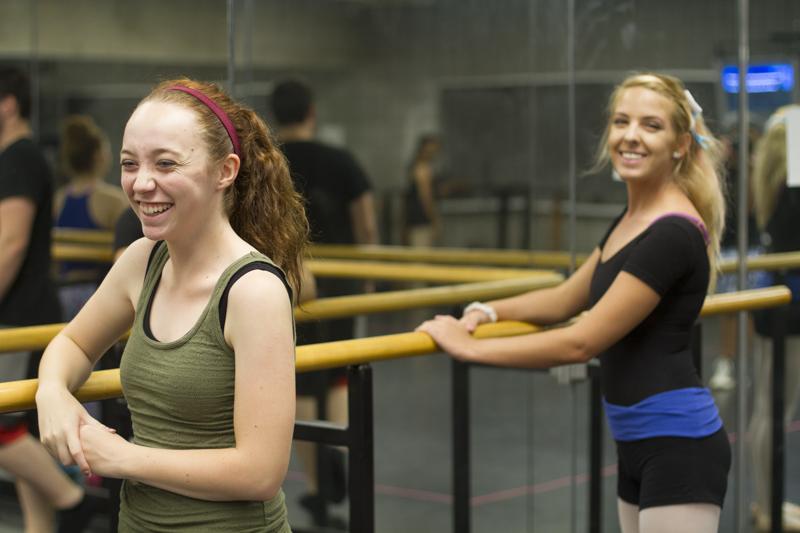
{"left": 721, "top": 64, "right": 794, "bottom": 94}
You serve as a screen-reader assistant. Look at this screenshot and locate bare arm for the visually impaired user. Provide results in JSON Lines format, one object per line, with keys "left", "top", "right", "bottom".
{"left": 89, "top": 270, "right": 296, "bottom": 501}
{"left": 0, "top": 197, "right": 35, "bottom": 301}
{"left": 36, "top": 238, "right": 153, "bottom": 471}
{"left": 89, "top": 184, "right": 129, "bottom": 230}
{"left": 419, "top": 271, "right": 660, "bottom": 368}
{"left": 463, "top": 248, "right": 601, "bottom": 330}
{"left": 349, "top": 191, "right": 378, "bottom": 245}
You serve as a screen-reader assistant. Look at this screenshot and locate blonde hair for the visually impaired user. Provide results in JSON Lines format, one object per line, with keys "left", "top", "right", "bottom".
{"left": 593, "top": 73, "right": 727, "bottom": 270}
{"left": 752, "top": 105, "right": 796, "bottom": 230}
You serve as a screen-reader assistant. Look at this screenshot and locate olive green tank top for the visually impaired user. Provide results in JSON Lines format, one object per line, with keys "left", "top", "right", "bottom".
{"left": 118, "top": 243, "right": 292, "bottom": 532}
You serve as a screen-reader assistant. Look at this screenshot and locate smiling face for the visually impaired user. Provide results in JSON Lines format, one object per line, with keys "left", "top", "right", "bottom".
{"left": 607, "top": 86, "right": 687, "bottom": 184}
{"left": 120, "top": 100, "right": 220, "bottom": 242}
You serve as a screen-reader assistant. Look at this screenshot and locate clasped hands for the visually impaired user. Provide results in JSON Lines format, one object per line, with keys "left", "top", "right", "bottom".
{"left": 36, "top": 387, "right": 127, "bottom": 478}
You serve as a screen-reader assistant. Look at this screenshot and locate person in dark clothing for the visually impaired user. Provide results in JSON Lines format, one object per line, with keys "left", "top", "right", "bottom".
{"left": 708, "top": 124, "right": 763, "bottom": 392}
{"left": 0, "top": 65, "right": 93, "bottom": 533}
{"left": 404, "top": 134, "right": 442, "bottom": 246}
{"left": 418, "top": 73, "right": 730, "bottom": 533}
{"left": 113, "top": 207, "right": 144, "bottom": 260}
{"left": 271, "top": 79, "right": 377, "bottom": 528}
{"left": 748, "top": 105, "right": 800, "bottom": 531}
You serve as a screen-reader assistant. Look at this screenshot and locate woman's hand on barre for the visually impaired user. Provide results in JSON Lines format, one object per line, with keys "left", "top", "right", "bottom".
{"left": 417, "top": 314, "right": 478, "bottom": 361}
{"left": 35, "top": 385, "right": 115, "bottom": 476}
{"left": 460, "top": 309, "right": 491, "bottom": 333}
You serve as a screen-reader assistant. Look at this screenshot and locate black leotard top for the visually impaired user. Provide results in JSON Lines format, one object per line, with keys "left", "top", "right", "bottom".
{"left": 590, "top": 212, "right": 709, "bottom": 407}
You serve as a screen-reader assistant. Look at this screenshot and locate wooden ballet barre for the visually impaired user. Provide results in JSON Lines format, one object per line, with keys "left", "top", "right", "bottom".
{"left": 51, "top": 233, "right": 586, "bottom": 267}
{"left": 310, "top": 244, "right": 586, "bottom": 268}
{"left": 53, "top": 237, "right": 800, "bottom": 275}
{"left": 699, "top": 286, "right": 791, "bottom": 316}
{"left": 718, "top": 251, "right": 800, "bottom": 273}
{"left": 0, "top": 285, "right": 791, "bottom": 414}
{"left": 305, "top": 259, "right": 551, "bottom": 283}
{"left": 51, "top": 244, "right": 556, "bottom": 283}
{"left": 0, "top": 275, "right": 564, "bottom": 353}
{"left": 52, "top": 228, "right": 114, "bottom": 246}
{"left": 52, "top": 243, "right": 114, "bottom": 263}
{"left": 0, "top": 321, "right": 543, "bottom": 413}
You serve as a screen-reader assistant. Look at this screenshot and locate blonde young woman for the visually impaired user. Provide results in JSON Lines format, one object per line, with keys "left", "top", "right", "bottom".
{"left": 748, "top": 105, "right": 800, "bottom": 532}
{"left": 418, "top": 73, "right": 730, "bottom": 533}
{"left": 36, "top": 79, "right": 308, "bottom": 532}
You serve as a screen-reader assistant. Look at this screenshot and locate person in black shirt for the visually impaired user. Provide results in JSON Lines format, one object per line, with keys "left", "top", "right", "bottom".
{"left": 0, "top": 65, "right": 93, "bottom": 533}
{"left": 419, "top": 73, "right": 730, "bottom": 533}
{"left": 748, "top": 106, "right": 800, "bottom": 531}
{"left": 271, "top": 79, "right": 377, "bottom": 528}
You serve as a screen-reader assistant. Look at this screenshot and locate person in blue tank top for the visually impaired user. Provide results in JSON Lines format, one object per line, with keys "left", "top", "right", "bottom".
{"left": 54, "top": 115, "right": 128, "bottom": 234}
{"left": 36, "top": 78, "right": 310, "bottom": 532}
{"left": 418, "top": 73, "right": 730, "bottom": 533}
{"left": 54, "top": 115, "right": 128, "bottom": 320}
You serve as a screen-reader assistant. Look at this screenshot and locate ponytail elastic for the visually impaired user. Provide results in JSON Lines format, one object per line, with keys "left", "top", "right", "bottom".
{"left": 168, "top": 85, "right": 241, "bottom": 158}
{"left": 683, "top": 90, "right": 710, "bottom": 149}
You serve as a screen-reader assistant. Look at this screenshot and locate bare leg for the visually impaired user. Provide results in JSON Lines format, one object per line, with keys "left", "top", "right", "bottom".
{"left": 294, "top": 395, "right": 318, "bottom": 493}
{"left": 639, "top": 503, "right": 720, "bottom": 533}
{"left": 0, "top": 433, "right": 83, "bottom": 508}
{"left": 710, "top": 315, "right": 749, "bottom": 391}
{"left": 618, "top": 498, "right": 640, "bottom": 533}
{"left": 16, "top": 479, "right": 55, "bottom": 533}
{"left": 749, "top": 335, "right": 800, "bottom": 528}
{"left": 0, "top": 433, "right": 84, "bottom": 532}
{"left": 327, "top": 384, "right": 348, "bottom": 427}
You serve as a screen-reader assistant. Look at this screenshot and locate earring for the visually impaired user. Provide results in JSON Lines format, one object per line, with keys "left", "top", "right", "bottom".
{"left": 672, "top": 151, "right": 681, "bottom": 159}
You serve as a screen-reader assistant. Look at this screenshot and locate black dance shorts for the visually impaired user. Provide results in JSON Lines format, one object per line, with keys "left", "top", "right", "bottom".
{"left": 616, "top": 427, "right": 731, "bottom": 509}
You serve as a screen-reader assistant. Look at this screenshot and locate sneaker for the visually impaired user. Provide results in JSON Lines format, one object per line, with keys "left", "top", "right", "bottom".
{"left": 57, "top": 493, "right": 98, "bottom": 533}
{"left": 709, "top": 358, "right": 736, "bottom": 391}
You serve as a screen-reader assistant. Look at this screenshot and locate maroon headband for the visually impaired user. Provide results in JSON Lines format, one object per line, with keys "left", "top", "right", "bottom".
{"left": 167, "top": 85, "right": 241, "bottom": 158}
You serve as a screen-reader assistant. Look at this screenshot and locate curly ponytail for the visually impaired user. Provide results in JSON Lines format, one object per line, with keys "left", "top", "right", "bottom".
{"left": 226, "top": 108, "right": 309, "bottom": 296}
{"left": 141, "top": 78, "right": 309, "bottom": 295}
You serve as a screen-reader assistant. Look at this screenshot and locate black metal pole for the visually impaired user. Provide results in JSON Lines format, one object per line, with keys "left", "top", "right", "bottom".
{"left": 452, "top": 359, "right": 471, "bottom": 533}
{"left": 735, "top": 1, "right": 750, "bottom": 529}
{"left": 770, "top": 307, "right": 786, "bottom": 533}
{"left": 348, "top": 364, "right": 375, "bottom": 533}
{"left": 522, "top": 185, "right": 532, "bottom": 250}
{"left": 588, "top": 364, "right": 603, "bottom": 533}
{"left": 497, "top": 190, "right": 510, "bottom": 249}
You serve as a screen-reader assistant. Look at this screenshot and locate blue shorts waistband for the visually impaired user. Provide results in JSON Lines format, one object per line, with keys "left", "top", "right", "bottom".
{"left": 604, "top": 387, "right": 722, "bottom": 442}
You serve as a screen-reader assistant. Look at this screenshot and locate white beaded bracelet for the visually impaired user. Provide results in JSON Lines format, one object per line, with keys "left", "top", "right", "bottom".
{"left": 463, "top": 301, "right": 498, "bottom": 323}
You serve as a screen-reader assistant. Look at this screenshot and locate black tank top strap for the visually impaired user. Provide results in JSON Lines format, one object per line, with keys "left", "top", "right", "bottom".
{"left": 218, "top": 262, "right": 292, "bottom": 331}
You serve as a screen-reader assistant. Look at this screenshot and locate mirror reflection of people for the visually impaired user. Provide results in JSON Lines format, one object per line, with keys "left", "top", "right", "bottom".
{"left": 0, "top": 65, "right": 94, "bottom": 533}
{"left": 748, "top": 105, "right": 800, "bottom": 532}
{"left": 708, "top": 120, "right": 762, "bottom": 392}
{"left": 418, "top": 73, "right": 730, "bottom": 533}
{"left": 55, "top": 115, "right": 128, "bottom": 320}
{"left": 271, "top": 78, "right": 376, "bottom": 529}
{"left": 404, "top": 134, "right": 442, "bottom": 246}
{"left": 36, "top": 78, "right": 308, "bottom": 532}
